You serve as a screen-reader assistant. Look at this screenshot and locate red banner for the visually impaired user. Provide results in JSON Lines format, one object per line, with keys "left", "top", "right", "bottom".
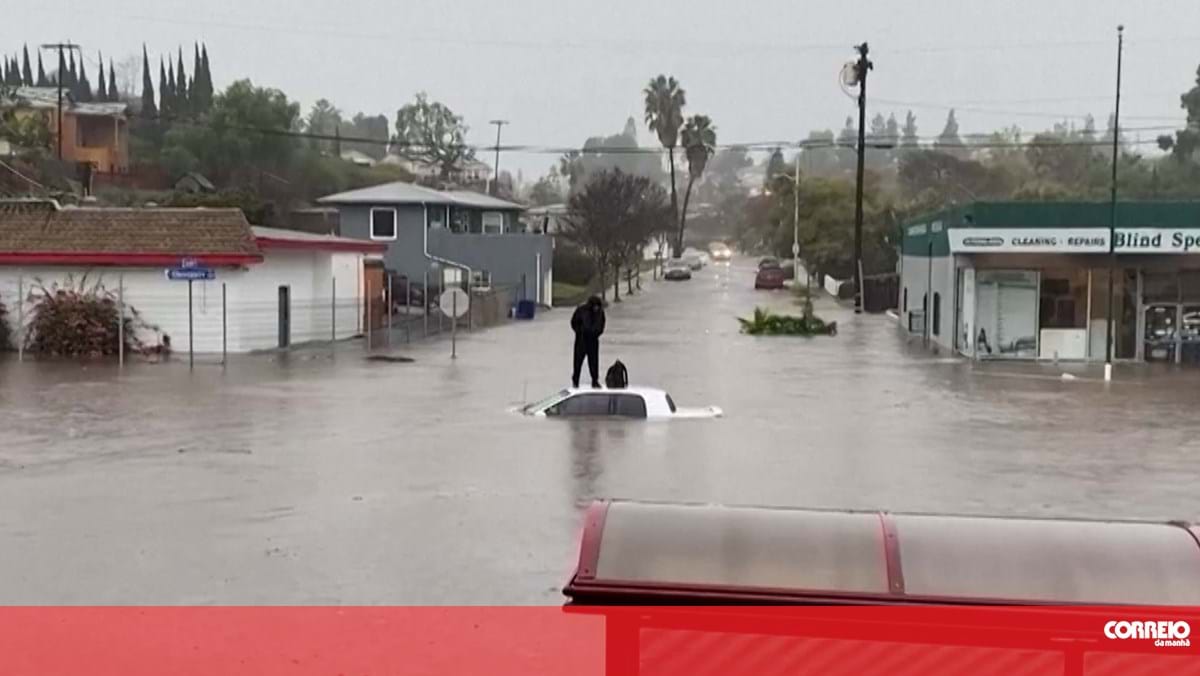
{"left": 1, "top": 606, "right": 1196, "bottom": 675}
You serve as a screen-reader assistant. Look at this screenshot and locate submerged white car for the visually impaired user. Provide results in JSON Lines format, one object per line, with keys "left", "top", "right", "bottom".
{"left": 516, "top": 387, "right": 723, "bottom": 420}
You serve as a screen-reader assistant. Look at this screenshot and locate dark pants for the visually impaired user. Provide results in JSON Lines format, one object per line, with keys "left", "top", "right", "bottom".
{"left": 572, "top": 337, "right": 600, "bottom": 387}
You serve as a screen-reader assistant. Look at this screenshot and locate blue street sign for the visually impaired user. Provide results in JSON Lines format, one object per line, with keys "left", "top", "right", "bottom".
{"left": 166, "top": 267, "right": 216, "bottom": 281}
{"left": 180, "top": 257, "right": 199, "bottom": 269}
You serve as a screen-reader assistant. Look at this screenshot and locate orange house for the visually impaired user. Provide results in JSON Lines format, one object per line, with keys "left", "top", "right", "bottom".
{"left": 4, "top": 87, "right": 130, "bottom": 173}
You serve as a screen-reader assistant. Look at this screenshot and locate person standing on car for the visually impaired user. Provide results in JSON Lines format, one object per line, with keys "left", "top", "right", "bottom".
{"left": 571, "top": 295, "right": 606, "bottom": 388}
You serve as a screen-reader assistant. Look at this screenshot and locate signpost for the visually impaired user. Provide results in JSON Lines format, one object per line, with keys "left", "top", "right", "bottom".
{"left": 440, "top": 287, "right": 469, "bottom": 359}
{"left": 165, "top": 258, "right": 217, "bottom": 369}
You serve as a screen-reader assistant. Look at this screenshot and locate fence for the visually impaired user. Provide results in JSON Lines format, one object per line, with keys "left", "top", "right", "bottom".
{"left": 0, "top": 270, "right": 522, "bottom": 365}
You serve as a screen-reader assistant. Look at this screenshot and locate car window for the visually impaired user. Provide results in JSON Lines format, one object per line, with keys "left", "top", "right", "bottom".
{"left": 613, "top": 394, "right": 648, "bottom": 418}
{"left": 549, "top": 393, "right": 611, "bottom": 417}
{"left": 526, "top": 389, "right": 569, "bottom": 414}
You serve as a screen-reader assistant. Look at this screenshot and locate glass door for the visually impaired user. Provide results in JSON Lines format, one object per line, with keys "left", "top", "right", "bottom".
{"left": 1143, "top": 305, "right": 1178, "bottom": 363}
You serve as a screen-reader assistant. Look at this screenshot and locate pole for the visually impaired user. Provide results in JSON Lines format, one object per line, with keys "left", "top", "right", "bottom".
{"left": 451, "top": 290, "right": 458, "bottom": 359}
{"left": 1105, "top": 25, "right": 1124, "bottom": 382}
{"left": 17, "top": 275, "right": 23, "bottom": 362}
{"left": 489, "top": 120, "right": 509, "bottom": 195}
{"left": 793, "top": 152, "right": 801, "bottom": 283}
{"left": 407, "top": 278, "right": 413, "bottom": 344}
{"left": 852, "top": 42, "right": 872, "bottom": 315}
{"left": 366, "top": 281, "right": 372, "bottom": 352}
{"left": 118, "top": 273, "right": 124, "bottom": 367}
{"left": 40, "top": 43, "right": 80, "bottom": 161}
{"left": 387, "top": 274, "right": 393, "bottom": 349}
{"left": 221, "top": 282, "right": 227, "bottom": 365}
{"left": 423, "top": 271, "right": 429, "bottom": 337}
{"left": 187, "top": 279, "right": 194, "bottom": 370}
{"left": 331, "top": 277, "right": 337, "bottom": 343}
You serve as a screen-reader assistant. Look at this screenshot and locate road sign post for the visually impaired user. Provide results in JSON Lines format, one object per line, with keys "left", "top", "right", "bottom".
{"left": 440, "top": 287, "right": 469, "bottom": 359}
{"left": 187, "top": 279, "right": 194, "bottom": 370}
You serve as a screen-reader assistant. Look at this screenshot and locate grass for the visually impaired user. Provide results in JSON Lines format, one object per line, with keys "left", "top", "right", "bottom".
{"left": 552, "top": 281, "right": 588, "bottom": 307}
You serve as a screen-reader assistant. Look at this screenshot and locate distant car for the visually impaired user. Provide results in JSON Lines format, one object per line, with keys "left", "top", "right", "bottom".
{"left": 664, "top": 258, "right": 692, "bottom": 280}
{"left": 515, "top": 387, "right": 723, "bottom": 420}
{"left": 698, "top": 252, "right": 712, "bottom": 266}
{"left": 758, "top": 257, "right": 781, "bottom": 270}
{"left": 709, "top": 244, "right": 732, "bottom": 262}
{"left": 683, "top": 253, "right": 704, "bottom": 270}
{"left": 755, "top": 265, "right": 787, "bottom": 290}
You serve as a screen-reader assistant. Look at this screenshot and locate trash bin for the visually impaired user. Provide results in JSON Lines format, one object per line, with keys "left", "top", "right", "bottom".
{"left": 515, "top": 299, "right": 537, "bottom": 320}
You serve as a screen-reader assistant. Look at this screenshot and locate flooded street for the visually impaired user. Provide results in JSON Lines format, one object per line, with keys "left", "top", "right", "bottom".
{"left": 1, "top": 258, "right": 1199, "bottom": 603}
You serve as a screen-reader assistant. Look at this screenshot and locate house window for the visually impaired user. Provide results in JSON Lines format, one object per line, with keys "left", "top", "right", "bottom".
{"left": 482, "top": 211, "right": 504, "bottom": 234}
{"left": 370, "top": 207, "right": 397, "bottom": 240}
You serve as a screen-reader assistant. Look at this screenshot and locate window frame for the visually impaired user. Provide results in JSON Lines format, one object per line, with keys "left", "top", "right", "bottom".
{"left": 369, "top": 206, "right": 398, "bottom": 241}
{"left": 612, "top": 394, "right": 648, "bottom": 419}
{"left": 481, "top": 211, "right": 504, "bottom": 234}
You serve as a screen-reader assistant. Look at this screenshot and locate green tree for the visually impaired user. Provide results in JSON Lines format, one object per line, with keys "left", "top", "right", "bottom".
{"left": 900, "top": 110, "right": 919, "bottom": 149}
{"left": 527, "top": 169, "right": 565, "bottom": 206}
{"left": 305, "top": 99, "right": 343, "bottom": 152}
{"left": 643, "top": 74, "right": 686, "bottom": 255}
{"left": 166, "top": 61, "right": 177, "bottom": 115}
{"left": 107, "top": 60, "right": 117, "bottom": 102}
{"left": 934, "top": 109, "right": 964, "bottom": 157}
{"left": 175, "top": 48, "right": 189, "bottom": 116}
{"left": 77, "top": 58, "right": 92, "bottom": 102}
{"left": 158, "top": 58, "right": 169, "bottom": 117}
{"left": 140, "top": 46, "right": 156, "bottom": 117}
{"left": 344, "top": 112, "right": 389, "bottom": 160}
{"left": 393, "top": 92, "right": 474, "bottom": 179}
{"left": 21, "top": 46, "right": 33, "bottom": 86}
{"left": 764, "top": 147, "right": 786, "bottom": 187}
{"left": 36, "top": 52, "right": 47, "bottom": 87}
{"left": 95, "top": 53, "right": 107, "bottom": 102}
{"left": 1159, "top": 64, "right": 1200, "bottom": 163}
{"left": 678, "top": 114, "right": 716, "bottom": 253}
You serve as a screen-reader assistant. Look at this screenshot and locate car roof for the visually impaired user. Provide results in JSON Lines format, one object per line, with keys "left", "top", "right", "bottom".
{"left": 563, "top": 386, "right": 666, "bottom": 398}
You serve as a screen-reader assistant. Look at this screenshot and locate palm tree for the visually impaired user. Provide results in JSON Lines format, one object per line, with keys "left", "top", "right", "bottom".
{"left": 643, "top": 75, "right": 686, "bottom": 256}
{"left": 678, "top": 114, "right": 716, "bottom": 255}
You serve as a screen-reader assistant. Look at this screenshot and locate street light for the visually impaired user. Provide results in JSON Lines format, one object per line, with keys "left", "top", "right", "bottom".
{"left": 1104, "top": 25, "right": 1124, "bottom": 383}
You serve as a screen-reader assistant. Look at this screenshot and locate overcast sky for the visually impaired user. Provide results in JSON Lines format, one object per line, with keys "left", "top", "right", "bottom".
{"left": 8, "top": 1, "right": 1200, "bottom": 178}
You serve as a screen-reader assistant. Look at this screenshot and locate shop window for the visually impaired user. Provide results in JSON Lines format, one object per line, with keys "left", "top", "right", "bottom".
{"left": 1039, "top": 270, "right": 1087, "bottom": 329}
{"left": 932, "top": 293, "right": 941, "bottom": 336}
{"left": 370, "top": 207, "right": 397, "bottom": 240}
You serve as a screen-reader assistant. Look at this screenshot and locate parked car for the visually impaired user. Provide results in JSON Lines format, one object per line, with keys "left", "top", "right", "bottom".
{"left": 758, "top": 257, "right": 781, "bottom": 270}
{"left": 515, "top": 387, "right": 723, "bottom": 420}
{"left": 755, "top": 265, "right": 787, "bottom": 290}
{"left": 664, "top": 258, "right": 692, "bottom": 280}
{"left": 683, "top": 252, "right": 704, "bottom": 270}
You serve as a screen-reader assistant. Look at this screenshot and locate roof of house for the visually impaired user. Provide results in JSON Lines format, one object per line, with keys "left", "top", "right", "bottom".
{"left": 176, "top": 172, "right": 216, "bottom": 191}
{"left": 0, "top": 201, "right": 261, "bottom": 265}
{"left": 252, "top": 225, "right": 386, "bottom": 253}
{"left": 318, "top": 181, "right": 524, "bottom": 211}
{"left": 9, "top": 87, "right": 129, "bottom": 118}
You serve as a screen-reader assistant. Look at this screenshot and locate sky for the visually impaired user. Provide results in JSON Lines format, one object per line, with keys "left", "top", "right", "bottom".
{"left": 7, "top": 1, "right": 1200, "bottom": 180}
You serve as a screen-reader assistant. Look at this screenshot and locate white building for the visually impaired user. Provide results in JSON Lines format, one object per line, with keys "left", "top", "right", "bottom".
{"left": 0, "top": 201, "right": 385, "bottom": 354}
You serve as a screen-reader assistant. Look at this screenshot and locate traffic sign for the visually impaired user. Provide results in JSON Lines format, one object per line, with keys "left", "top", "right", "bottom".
{"left": 440, "top": 287, "right": 469, "bottom": 318}
{"left": 180, "top": 257, "right": 199, "bottom": 269}
{"left": 166, "top": 267, "right": 216, "bottom": 281}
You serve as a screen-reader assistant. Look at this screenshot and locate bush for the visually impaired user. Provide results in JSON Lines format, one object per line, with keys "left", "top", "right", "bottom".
{"left": 553, "top": 243, "right": 596, "bottom": 286}
{"left": 737, "top": 307, "right": 837, "bottom": 337}
{"left": 23, "top": 277, "right": 155, "bottom": 357}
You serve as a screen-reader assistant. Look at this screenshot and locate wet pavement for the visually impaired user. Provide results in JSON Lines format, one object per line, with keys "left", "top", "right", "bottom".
{"left": 1, "top": 258, "right": 1199, "bottom": 603}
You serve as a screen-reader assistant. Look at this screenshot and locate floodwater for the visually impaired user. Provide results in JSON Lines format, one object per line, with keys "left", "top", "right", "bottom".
{"left": 1, "top": 258, "right": 1199, "bottom": 603}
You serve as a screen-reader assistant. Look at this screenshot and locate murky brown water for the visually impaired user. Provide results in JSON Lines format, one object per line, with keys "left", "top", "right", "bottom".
{"left": 1, "top": 259, "right": 1198, "bottom": 603}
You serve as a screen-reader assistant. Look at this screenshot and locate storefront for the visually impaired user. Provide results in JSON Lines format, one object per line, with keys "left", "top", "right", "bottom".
{"left": 898, "top": 201, "right": 1200, "bottom": 364}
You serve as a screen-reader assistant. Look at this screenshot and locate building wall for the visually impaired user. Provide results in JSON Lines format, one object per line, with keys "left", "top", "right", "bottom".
{"left": 338, "top": 204, "right": 554, "bottom": 304}
{"left": 899, "top": 253, "right": 957, "bottom": 352}
{"left": 0, "top": 251, "right": 366, "bottom": 355}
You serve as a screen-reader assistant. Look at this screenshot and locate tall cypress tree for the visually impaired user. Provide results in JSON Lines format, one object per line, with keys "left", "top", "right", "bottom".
{"left": 108, "top": 60, "right": 118, "bottom": 101}
{"left": 166, "top": 60, "right": 176, "bottom": 116}
{"left": 141, "top": 46, "right": 156, "bottom": 116}
{"left": 159, "top": 58, "right": 170, "bottom": 117}
{"left": 175, "top": 47, "right": 188, "bottom": 115}
{"left": 198, "top": 44, "right": 213, "bottom": 112}
{"left": 67, "top": 50, "right": 78, "bottom": 94}
{"left": 78, "top": 57, "right": 93, "bottom": 101}
{"left": 21, "top": 45, "right": 33, "bottom": 85}
{"left": 36, "top": 52, "right": 47, "bottom": 87}
{"left": 96, "top": 52, "right": 107, "bottom": 102}
{"left": 191, "top": 43, "right": 200, "bottom": 103}
{"left": 3, "top": 60, "right": 11, "bottom": 86}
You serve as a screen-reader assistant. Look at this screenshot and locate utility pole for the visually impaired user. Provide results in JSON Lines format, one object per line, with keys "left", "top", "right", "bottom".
{"left": 40, "top": 42, "right": 81, "bottom": 161}
{"left": 851, "top": 42, "right": 872, "bottom": 314}
{"left": 489, "top": 119, "right": 509, "bottom": 196}
{"left": 792, "top": 151, "right": 801, "bottom": 284}
{"left": 1105, "top": 25, "right": 1124, "bottom": 382}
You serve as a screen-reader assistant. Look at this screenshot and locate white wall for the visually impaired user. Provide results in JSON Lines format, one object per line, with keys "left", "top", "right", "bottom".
{"left": 0, "top": 251, "right": 367, "bottom": 355}
{"left": 899, "top": 253, "right": 956, "bottom": 352}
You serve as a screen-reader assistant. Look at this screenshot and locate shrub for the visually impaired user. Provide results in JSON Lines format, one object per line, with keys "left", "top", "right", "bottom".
{"left": 553, "top": 243, "right": 596, "bottom": 287}
{"left": 737, "top": 307, "right": 837, "bottom": 337}
{"left": 23, "top": 276, "right": 155, "bottom": 357}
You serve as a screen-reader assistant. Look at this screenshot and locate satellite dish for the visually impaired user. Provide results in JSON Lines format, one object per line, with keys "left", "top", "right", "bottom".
{"left": 840, "top": 62, "right": 860, "bottom": 87}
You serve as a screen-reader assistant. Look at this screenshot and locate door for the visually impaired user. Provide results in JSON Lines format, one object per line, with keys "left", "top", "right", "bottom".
{"left": 1143, "top": 304, "right": 1177, "bottom": 363}
{"left": 278, "top": 285, "right": 291, "bottom": 348}
{"left": 363, "top": 262, "right": 386, "bottom": 331}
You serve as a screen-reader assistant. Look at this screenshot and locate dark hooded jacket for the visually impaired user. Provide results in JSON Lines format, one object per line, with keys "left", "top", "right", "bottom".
{"left": 571, "top": 296, "right": 606, "bottom": 341}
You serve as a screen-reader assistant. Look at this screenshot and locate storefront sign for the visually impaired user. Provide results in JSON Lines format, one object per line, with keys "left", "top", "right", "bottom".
{"left": 949, "top": 228, "right": 1200, "bottom": 254}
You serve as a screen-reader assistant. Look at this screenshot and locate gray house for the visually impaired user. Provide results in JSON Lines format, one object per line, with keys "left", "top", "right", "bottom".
{"left": 318, "top": 181, "right": 553, "bottom": 305}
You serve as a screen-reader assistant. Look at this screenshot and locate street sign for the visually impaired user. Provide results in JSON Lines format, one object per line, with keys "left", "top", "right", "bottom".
{"left": 166, "top": 267, "right": 216, "bottom": 281}
{"left": 180, "top": 257, "right": 199, "bottom": 269}
{"left": 792, "top": 243, "right": 800, "bottom": 256}
{"left": 440, "top": 287, "right": 469, "bottom": 318}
